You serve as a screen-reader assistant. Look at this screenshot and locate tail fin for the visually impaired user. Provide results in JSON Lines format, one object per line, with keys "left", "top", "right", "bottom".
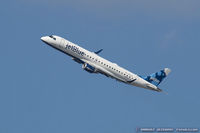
{"left": 141, "top": 68, "right": 171, "bottom": 86}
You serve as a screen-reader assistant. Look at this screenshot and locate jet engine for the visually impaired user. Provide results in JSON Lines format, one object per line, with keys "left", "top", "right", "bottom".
{"left": 82, "top": 63, "right": 97, "bottom": 73}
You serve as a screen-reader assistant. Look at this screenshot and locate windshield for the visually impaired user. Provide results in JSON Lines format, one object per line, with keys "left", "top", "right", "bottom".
{"left": 49, "top": 35, "right": 56, "bottom": 40}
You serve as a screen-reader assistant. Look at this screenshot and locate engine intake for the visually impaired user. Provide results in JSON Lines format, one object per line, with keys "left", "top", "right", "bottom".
{"left": 82, "top": 63, "right": 97, "bottom": 73}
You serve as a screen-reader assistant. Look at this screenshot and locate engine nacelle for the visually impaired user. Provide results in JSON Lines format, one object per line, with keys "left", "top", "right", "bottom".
{"left": 82, "top": 63, "right": 97, "bottom": 73}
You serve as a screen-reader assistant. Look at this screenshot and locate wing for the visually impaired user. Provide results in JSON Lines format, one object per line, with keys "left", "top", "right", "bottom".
{"left": 82, "top": 59, "right": 126, "bottom": 82}
{"left": 94, "top": 49, "right": 103, "bottom": 54}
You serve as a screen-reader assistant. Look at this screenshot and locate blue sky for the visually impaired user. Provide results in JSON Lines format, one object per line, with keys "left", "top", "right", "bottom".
{"left": 0, "top": 0, "right": 200, "bottom": 132}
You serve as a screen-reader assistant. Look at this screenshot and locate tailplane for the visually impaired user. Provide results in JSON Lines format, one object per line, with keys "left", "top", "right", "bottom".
{"left": 141, "top": 68, "right": 171, "bottom": 86}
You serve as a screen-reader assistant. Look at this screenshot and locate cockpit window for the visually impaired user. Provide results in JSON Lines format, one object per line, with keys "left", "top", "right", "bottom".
{"left": 49, "top": 35, "right": 56, "bottom": 40}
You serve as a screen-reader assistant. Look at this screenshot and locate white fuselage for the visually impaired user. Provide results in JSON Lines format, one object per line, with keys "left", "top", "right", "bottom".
{"left": 41, "top": 35, "right": 160, "bottom": 91}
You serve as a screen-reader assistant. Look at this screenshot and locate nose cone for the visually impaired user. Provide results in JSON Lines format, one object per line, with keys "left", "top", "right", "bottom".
{"left": 41, "top": 36, "right": 50, "bottom": 44}
{"left": 41, "top": 37, "right": 45, "bottom": 41}
{"left": 41, "top": 36, "right": 47, "bottom": 43}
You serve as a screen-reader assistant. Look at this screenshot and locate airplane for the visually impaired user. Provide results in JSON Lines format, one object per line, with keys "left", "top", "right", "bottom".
{"left": 41, "top": 35, "right": 171, "bottom": 92}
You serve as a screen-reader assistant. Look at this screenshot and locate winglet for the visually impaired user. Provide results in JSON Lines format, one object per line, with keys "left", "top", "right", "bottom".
{"left": 94, "top": 49, "right": 103, "bottom": 54}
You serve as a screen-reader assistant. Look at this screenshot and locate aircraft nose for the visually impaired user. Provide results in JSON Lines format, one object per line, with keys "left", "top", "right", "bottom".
{"left": 41, "top": 36, "right": 45, "bottom": 42}
{"left": 41, "top": 36, "right": 48, "bottom": 43}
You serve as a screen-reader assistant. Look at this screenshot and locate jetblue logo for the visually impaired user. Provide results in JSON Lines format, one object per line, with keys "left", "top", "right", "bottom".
{"left": 65, "top": 44, "right": 85, "bottom": 56}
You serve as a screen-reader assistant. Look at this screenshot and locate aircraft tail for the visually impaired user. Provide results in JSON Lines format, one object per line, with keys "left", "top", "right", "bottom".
{"left": 141, "top": 68, "right": 171, "bottom": 86}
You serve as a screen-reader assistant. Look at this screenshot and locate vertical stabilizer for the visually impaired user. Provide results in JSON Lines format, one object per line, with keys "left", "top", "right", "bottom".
{"left": 141, "top": 68, "right": 171, "bottom": 86}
